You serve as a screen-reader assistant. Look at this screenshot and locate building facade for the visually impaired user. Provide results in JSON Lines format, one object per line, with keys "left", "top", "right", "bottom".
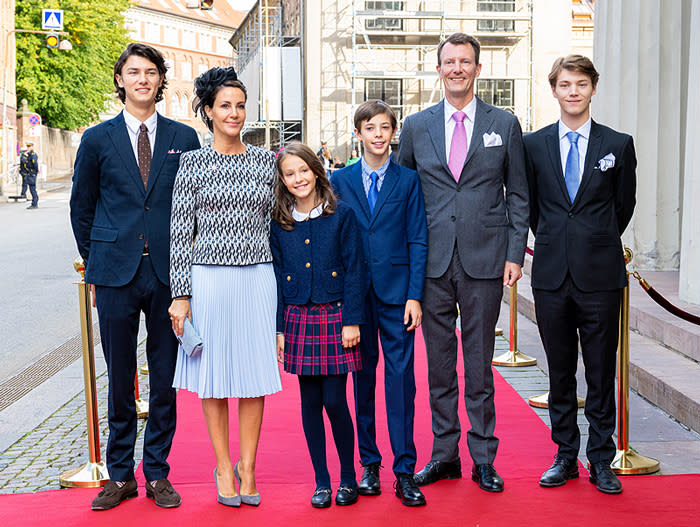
{"left": 123, "top": 0, "right": 245, "bottom": 139}
{"left": 1, "top": 0, "right": 17, "bottom": 187}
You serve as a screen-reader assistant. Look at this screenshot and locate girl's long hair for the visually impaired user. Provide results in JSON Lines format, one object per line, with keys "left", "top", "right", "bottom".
{"left": 273, "top": 142, "right": 337, "bottom": 231}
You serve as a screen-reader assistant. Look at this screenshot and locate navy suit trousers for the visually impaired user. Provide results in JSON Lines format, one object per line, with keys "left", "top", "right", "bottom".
{"left": 354, "top": 285, "right": 417, "bottom": 476}
{"left": 95, "top": 255, "right": 177, "bottom": 482}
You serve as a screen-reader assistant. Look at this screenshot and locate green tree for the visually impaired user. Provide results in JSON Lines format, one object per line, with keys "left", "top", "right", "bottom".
{"left": 15, "top": 0, "right": 130, "bottom": 129}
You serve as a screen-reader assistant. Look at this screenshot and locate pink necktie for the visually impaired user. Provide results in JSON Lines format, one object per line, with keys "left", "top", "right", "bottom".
{"left": 448, "top": 111, "right": 467, "bottom": 182}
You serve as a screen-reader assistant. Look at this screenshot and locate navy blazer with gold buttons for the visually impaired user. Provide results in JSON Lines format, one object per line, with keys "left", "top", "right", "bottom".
{"left": 270, "top": 201, "right": 369, "bottom": 332}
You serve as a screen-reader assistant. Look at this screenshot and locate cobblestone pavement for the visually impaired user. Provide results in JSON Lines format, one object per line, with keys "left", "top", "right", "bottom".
{"left": 0, "top": 343, "right": 149, "bottom": 494}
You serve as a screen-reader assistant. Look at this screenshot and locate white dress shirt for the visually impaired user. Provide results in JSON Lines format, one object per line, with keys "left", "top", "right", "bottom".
{"left": 444, "top": 97, "right": 477, "bottom": 161}
{"left": 123, "top": 109, "right": 158, "bottom": 164}
{"left": 558, "top": 118, "right": 591, "bottom": 179}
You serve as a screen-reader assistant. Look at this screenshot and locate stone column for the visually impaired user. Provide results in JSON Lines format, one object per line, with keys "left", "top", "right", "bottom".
{"left": 593, "top": 0, "right": 685, "bottom": 271}
{"left": 679, "top": 1, "right": 700, "bottom": 304}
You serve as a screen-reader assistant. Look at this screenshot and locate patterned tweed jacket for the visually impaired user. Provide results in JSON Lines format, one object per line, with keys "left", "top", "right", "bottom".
{"left": 170, "top": 144, "right": 275, "bottom": 297}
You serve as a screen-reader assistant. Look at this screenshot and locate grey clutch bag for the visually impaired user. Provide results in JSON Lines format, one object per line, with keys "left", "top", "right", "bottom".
{"left": 174, "top": 318, "right": 203, "bottom": 358}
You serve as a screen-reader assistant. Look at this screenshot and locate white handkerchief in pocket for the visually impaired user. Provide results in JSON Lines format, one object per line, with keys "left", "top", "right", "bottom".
{"left": 483, "top": 132, "right": 503, "bottom": 148}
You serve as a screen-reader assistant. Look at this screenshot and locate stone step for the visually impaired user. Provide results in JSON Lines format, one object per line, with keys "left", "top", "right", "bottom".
{"left": 508, "top": 270, "right": 700, "bottom": 435}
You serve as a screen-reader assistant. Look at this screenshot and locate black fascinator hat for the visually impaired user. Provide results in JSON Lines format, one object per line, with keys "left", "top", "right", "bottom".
{"left": 192, "top": 66, "right": 248, "bottom": 131}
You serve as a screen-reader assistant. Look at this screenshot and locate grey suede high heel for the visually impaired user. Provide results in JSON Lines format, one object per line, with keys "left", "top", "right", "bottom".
{"left": 234, "top": 461, "right": 261, "bottom": 506}
{"left": 214, "top": 468, "right": 241, "bottom": 507}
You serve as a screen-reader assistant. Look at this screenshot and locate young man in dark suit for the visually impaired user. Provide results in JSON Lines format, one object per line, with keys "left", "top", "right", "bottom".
{"left": 70, "top": 43, "right": 200, "bottom": 510}
{"left": 332, "top": 100, "right": 428, "bottom": 506}
{"left": 524, "top": 55, "right": 636, "bottom": 494}
{"left": 398, "top": 33, "right": 529, "bottom": 493}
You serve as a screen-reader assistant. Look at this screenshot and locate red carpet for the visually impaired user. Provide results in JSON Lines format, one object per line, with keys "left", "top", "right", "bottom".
{"left": 1, "top": 329, "right": 699, "bottom": 526}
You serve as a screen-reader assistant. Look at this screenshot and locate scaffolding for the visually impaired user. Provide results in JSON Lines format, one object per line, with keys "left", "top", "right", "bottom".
{"left": 349, "top": 0, "right": 534, "bottom": 142}
{"left": 230, "top": 0, "right": 303, "bottom": 149}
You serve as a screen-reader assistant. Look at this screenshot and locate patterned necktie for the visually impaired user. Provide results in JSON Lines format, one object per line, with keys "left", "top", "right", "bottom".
{"left": 138, "top": 123, "right": 151, "bottom": 188}
{"left": 448, "top": 111, "right": 467, "bottom": 182}
{"left": 368, "top": 171, "right": 379, "bottom": 213}
{"left": 564, "top": 131, "right": 580, "bottom": 202}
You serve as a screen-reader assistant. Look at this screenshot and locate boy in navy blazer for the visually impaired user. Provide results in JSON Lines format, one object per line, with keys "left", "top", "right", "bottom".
{"left": 331, "top": 100, "right": 428, "bottom": 506}
{"left": 70, "top": 43, "right": 200, "bottom": 510}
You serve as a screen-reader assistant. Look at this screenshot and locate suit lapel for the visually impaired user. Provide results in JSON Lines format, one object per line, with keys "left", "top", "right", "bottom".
{"left": 146, "top": 114, "right": 176, "bottom": 197}
{"left": 545, "top": 123, "right": 571, "bottom": 205}
{"left": 426, "top": 101, "right": 453, "bottom": 181}
{"left": 369, "top": 161, "right": 399, "bottom": 226}
{"left": 346, "top": 162, "right": 371, "bottom": 221}
{"left": 107, "top": 112, "right": 144, "bottom": 195}
{"left": 573, "top": 120, "right": 602, "bottom": 208}
{"left": 463, "top": 97, "right": 495, "bottom": 171}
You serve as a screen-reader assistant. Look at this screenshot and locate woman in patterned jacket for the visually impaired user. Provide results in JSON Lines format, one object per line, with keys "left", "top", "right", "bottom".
{"left": 168, "top": 67, "right": 281, "bottom": 507}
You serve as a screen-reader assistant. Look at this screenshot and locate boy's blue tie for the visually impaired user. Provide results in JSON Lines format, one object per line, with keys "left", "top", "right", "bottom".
{"left": 565, "top": 131, "right": 580, "bottom": 202}
{"left": 368, "top": 171, "right": 378, "bottom": 213}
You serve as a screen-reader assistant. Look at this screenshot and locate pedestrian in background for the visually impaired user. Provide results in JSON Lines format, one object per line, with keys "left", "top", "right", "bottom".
{"left": 346, "top": 149, "right": 360, "bottom": 165}
{"left": 20, "top": 141, "right": 39, "bottom": 209}
{"left": 169, "top": 66, "right": 282, "bottom": 508}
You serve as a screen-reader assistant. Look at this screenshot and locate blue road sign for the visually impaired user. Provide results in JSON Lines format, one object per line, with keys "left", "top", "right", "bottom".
{"left": 42, "top": 9, "right": 64, "bottom": 31}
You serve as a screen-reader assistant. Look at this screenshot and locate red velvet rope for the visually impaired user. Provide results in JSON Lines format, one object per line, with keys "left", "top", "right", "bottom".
{"left": 632, "top": 274, "right": 700, "bottom": 326}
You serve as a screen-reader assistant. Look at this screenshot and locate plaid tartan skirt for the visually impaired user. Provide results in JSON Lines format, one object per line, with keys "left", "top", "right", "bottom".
{"left": 283, "top": 302, "right": 362, "bottom": 376}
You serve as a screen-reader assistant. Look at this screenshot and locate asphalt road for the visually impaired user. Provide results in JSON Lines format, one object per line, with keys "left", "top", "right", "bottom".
{"left": 0, "top": 185, "right": 82, "bottom": 382}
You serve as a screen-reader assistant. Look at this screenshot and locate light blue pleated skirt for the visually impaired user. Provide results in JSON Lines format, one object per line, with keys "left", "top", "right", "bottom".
{"left": 172, "top": 263, "right": 282, "bottom": 399}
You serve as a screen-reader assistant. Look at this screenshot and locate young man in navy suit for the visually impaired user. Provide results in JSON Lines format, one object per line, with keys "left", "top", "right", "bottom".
{"left": 70, "top": 43, "right": 200, "bottom": 510}
{"left": 524, "top": 55, "right": 636, "bottom": 494}
{"left": 332, "top": 100, "right": 428, "bottom": 507}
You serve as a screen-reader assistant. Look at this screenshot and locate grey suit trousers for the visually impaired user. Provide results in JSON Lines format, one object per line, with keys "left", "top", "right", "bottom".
{"left": 422, "top": 247, "right": 501, "bottom": 465}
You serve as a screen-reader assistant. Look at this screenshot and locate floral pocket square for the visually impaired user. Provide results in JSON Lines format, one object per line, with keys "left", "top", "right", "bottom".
{"left": 597, "top": 153, "right": 615, "bottom": 171}
{"left": 482, "top": 132, "right": 503, "bottom": 147}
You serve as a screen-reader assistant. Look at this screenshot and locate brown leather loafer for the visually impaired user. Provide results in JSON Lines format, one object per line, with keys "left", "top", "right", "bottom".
{"left": 145, "top": 478, "right": 182, "bottom": 508}
{"left": 91, "top": 479, "right": 138, "bottom": 510}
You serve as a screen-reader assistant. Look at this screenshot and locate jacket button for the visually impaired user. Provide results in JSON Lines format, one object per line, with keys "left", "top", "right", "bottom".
{"left": 332, "top": 271, "right": 337, "bottom": 277}
{"left": 286, "top": 275, "right": 291, "bottom": 281}
{"left": 451, "top": 216, "right": 456, "bottom": 221}
{"left": 145, "top": 205, "right": 150, "bottom": 211}
{"left": 305, "top": 239, "right": 310, "bottom": 244}
{"left": 568, "top": 212, "right": 574, "bottom": 218}
{"left": 138, "top": 234, "right": 144, "bottom": 239}
{"left": 305, "top": 262, "right": 311, "bottom": 268}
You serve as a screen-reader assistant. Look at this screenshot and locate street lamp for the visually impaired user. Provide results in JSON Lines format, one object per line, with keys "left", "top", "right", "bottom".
{"left": 1, "top": 29, "right": 69, "bottom": 195}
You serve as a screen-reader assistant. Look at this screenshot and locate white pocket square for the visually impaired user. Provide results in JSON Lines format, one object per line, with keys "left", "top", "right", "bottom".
{"left": 597, "top": 153, "right": 615, "bottom": 171}
{"left": 482, "top": 132, "right": 503, "bottom": 147}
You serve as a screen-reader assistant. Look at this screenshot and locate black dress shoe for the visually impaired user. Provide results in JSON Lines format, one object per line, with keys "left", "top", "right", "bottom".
{"left": 311, "top": 487, "right": 332, "bottom": 508}
{"left": 335, "top": 484, "right": 359, "bottom": 506}
{"left": 394, "top": 474, "right": 426, "bottom": 507}
{"left": 589, "top": 462, "right": 622, "bottom": 494}
{"left": 471, "top": 464, "right": 504, "bottom": 493}
{"left": 413, "top": 459, "right": 462, "bottom": 487}
{"left": 358, "top": 463, "right": 381, "bottom": 496}
{"left": 539, "top": 456, "right": 579, "bottom": 487}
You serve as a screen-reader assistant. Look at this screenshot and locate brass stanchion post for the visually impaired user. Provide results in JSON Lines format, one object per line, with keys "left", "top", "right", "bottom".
{"left": 134, "top": 372, "right": 149, "bottom": 419}
{"left": 493, "top": 282, "right": 537, "bottom": 366}
{"left": 59, "top": 259, "right": 110, "bottom": 488}
{"left": 611, "top": 248, "right": 659, "bottom": 475}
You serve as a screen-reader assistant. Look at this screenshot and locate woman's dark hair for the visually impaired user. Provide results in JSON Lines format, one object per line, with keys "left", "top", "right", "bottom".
{"left": 113, "top": 43, "right": 168, "bottom": 104}
{"left": 192, "top": 67, "right": 247, "bottom": 132}
{"left": 273, "top": 142, "right": 337, "bottom": 231}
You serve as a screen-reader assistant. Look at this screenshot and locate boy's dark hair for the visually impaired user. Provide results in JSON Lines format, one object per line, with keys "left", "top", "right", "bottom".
{"left": 354, "top": 100, "right": 397, "bottom": 131}
{"left": 114, "top": 43, "right": 168, "bottom": 104}
{"left": 437, "top": 33, "right": 481, "bottom": 66}
{"left": 193, "top": 67, "right": 247, "bottom": 132}
{"left": 548, "top": 54, "right": 600, "bottom": 88}
{"left": 273, "top": 142, "right": 338, "bottom": 231}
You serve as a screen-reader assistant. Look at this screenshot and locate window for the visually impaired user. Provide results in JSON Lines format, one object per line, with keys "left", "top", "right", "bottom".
{"left": 365, "top": 1, "right": 403, "bottom": 31}
{"left": 183, "top": 30, "right": 196, "bottom": 50}
{"left": 181, "top": 61, "right": 192, "bottom": 81}
{"left": 365, "top": 79, "right": 402, "bottom": 120}
{"left": 477, "top": 0, "right": 515, "bottom": 32}
{"left": 145, "top": 22, "right": 159, "bottom": 43}
{"left": 477, "top": 79, "right": 514, "bottom": 111}
{"left": 198, "top": 63, "right": 209, "bottom": 77}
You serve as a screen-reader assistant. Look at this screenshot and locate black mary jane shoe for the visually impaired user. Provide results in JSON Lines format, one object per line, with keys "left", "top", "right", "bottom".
{"left": 311, "top": 487, "right": 332, "bottom": 508}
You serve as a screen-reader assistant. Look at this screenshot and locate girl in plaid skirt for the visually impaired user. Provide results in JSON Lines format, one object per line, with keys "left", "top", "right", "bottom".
{"left": 270, "top": 142, "right": 369, "bottom": 509}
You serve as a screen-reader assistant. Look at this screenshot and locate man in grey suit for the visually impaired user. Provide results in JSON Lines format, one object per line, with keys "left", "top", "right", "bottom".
{"left": 398, "top": 33, "right": 528, "bottom": 493}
